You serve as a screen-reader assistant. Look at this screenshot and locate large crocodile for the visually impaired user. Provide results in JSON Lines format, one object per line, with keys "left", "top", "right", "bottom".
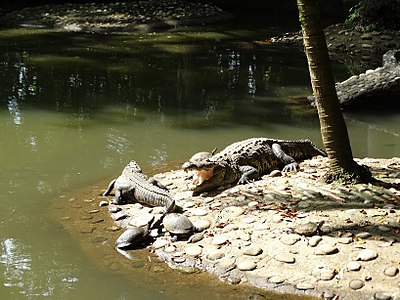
{"left": 103, "top": 160, "right": 176, "bottom": 213}
{"left": 182, "top": 137, "right": 326, "bottom": 194}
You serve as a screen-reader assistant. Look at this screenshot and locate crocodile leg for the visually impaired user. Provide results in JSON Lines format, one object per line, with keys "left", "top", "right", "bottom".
{"left": 103, "top": 179, "right": 116, "bottom": 196}
{"left": 148, "top": 177, "right": 168, "bottom": 191}
{"left": 271, "top": 143, "right": 298, "bottom": 172}
{"left": 237, "top": 165, "right": 259, "bottom": 184}
{"left": 112, "top": 184, "right": 135, "bottom": 205}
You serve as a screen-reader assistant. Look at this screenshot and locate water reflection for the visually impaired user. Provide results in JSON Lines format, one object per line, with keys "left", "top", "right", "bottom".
{"left": 0, "top": 238, "right": 79, "bottom": 297}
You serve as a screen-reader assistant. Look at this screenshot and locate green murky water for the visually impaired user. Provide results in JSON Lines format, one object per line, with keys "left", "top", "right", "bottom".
{"left": 0, "top": 20, "right": 399, "bottom": 300}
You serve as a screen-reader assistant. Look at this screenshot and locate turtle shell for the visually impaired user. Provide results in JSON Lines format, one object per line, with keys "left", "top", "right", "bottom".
{"left": 115, "top": 227, "right": 148, "bottom": 249}
{"left": 163, "top": 213, "right": 194, "bottom": 235}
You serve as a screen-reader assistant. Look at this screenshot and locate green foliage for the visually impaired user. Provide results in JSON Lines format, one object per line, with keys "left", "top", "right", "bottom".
{"left": 345, "top": 0, "right": 400, "bottom": 31}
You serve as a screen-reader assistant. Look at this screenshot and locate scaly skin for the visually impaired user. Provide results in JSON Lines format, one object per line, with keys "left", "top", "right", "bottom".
{"left": 103, "top": 160, "right": 176, "bottom": 213}
{"left": 182, "top": 137, "right": 326, "bottom": 194}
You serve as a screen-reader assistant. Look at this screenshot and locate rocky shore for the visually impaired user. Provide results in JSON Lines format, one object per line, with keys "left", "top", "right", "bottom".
{"left": 0, "top": 0, "right": 232, "bottom": 33}
{"left": 102, "top": 157, "right": 400, "bottom": 300}
{"left": 266, "top": 23, "right": 400, "bottom": 70}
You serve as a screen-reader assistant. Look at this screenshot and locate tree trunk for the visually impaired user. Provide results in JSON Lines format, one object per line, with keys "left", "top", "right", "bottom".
{"left": 297, "top": 0, "right": 371, "bottom": 183}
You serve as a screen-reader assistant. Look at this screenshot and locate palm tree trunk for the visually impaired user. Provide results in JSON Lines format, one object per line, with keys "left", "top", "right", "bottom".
{"left": 297, "top": 0, "right": 371, "bottom": 183}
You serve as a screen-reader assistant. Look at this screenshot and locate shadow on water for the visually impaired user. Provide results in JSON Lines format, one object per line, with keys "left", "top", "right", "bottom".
{"left": 0, "top": 17, "right": 399, "bottom": 299}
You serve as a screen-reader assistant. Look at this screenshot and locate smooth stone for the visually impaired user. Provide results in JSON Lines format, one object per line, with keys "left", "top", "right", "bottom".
{"left": 374, "top": 292, "right": 392, "bottom": 300}
{"left": 356, "top": 232, "right": 372, "bottom": 239}
{"left": 222, "top": 224, "right": 238, "bottom": 232}
{"left": 227, "top": 276, "right": 241, "bottom": 284}
{"left": 357, "top": 249, "right": 378, "bottom": 261}
{"left": 218, "top": 258, "right": 236, "bottom": 271}
{"left": 296, "top": 282, "right": 314, "bottom": 290}
{"left": 173, "top": 257, "right": 186, "bottom": 263}
{"left": 206, "top": 249, "right": 225, "bottom": 261}
{"left": 274, "top": 253, "right": 295, "bottom": 264}
{"left": 164, "top": 245, "right": 176, "bottom": 253}
{"left": 98, "top": 200, "right": 108, "bottom": 206}
{"left": 347, "top": 261, "right": 362, "bottom": 271}
{"left": 322, "top": 290, "right": 336, "bottom": 300}
{"left": 248, "top": 201, "right": 258, "bottom": 208}
{"left": 108, "top": 206, "right": 121, "bottom": 213}
{"left": 378, "top": 225, "right": 391, "bottom": 232}
{"left": 80, "top": 215, "right": 93, "bottom": 220}
{"left": 105, "top": 226, "right": 120, "bottom": 232}
{"left": 191, "top": 208, "right": 208, "bottom": 216}
{"left": 242, "top": 217, "right": 255, "bottom": 224}
{"left": 338, "top": 237, "right": 353, "bottom": 244}
{"left": 113, "top": 211, "right": 128, "bottom": 221}
{"left": 384, "top": 266, "right": 398, "bottom": 277}
{"left": 222, "top": 206, "right": 245, "bottom": 217}
{"left": 349, "top": 279, "right": 364, "bottom": 290}
{"left": 315, "top": 243, "right": 339, "bottom": 255}
{"left": 242, "top": 245, "right": 263, "bottom": 256}
{"left": 152, "top": 239, "right": 169, "bottom": 249}
{"left": 280, "top": 234, "right": 301, "bottom": 245}
{"left": 80, "top": 227, "right": 95, "bottom": 234}
{"left": 211, "top": 235, "right": 228, "bottom": 245}
{"left": 88, "top": 209, "right": 100, "bottom": 214}
{"left": 319, "top": 269, "right": 336, "bottom": 281}
{"left": 191, "top": 219, "right": 211, "bottom": 231}
{"left": 237, "top": 260, "right": 257, "bottom": 271}
{"left": 183, "top": 201, "right": 195, "bottom": 208}
{"left": 268, "top": 275, "right": 285, "bottom": 284}
{"left": 185, "top": 245, "right": 202, "bottom": 256}
{"left": 308, "top": 235, "right": 322, "bottom": 247}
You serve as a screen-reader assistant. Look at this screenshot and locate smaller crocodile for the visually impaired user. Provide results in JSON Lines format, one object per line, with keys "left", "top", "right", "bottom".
{"left": 103, "top": 160, "right": 176, "bottom": 213}
{"left": 182, "top": 137, "right": 326, "bottom": 194}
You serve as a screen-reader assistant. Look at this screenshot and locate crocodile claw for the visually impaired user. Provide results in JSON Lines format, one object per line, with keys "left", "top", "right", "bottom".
{"left": 282, "top": 162, "right": 299, "bottom": 172}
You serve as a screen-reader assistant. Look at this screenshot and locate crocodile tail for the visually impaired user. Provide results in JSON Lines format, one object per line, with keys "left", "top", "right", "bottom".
{"left": 103, "top": 179, "right": 116, "bottom": 196}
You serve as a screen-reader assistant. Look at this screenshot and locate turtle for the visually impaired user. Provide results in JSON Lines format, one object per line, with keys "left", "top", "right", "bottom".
{"left": 162, "top": 213, "right": 202, "bottom": 242}
{"left": 115, "top": 217, "right": 154, "bottom": 249}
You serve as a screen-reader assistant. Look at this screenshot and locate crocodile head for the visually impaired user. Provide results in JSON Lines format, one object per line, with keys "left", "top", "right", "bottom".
{"left": 182, "top": 160, "right": 237, "bottom": 194}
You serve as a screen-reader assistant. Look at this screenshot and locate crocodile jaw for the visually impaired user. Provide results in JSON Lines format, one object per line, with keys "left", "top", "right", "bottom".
{"left": 183, "top": 162, "right": 226, "bottom": 193}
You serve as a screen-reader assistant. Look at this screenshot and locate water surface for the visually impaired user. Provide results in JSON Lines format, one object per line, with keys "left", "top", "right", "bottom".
{"left": 0, "top": 20, "right": 399, "bottom": 300}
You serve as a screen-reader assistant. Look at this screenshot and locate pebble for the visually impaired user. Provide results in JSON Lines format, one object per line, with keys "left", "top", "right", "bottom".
{"left": 274, "top": 253, "right": 295, "bottom": 264}
{"left": 296, "top": 282, "right": 314, "bottom": 290}
{"left": 384, "top": 266, "right": 398, "bottom": 277}
{"left": 268, "top": 275, "right": 285, "bottom": 284}
{"left": 185, "top": 245, "right": 203, "bottom": 256}
{"left": 218, "top": 258, "right": 236, "bottom": 271}
{"left": 357, "top": 249, "right": 378, "bottom": 261}
{"left": 222, "top": 206, "right": 245, "bottom": 217}
{"left": 152, "top": 239, "right": 169, "bottom": 249}
{"left": 164, "top": 245, "right": 176, "bottom": 253}
{"left": 98, "top": 200, "right": 108, "bottom": 207}
{"left": 349, "top": 279, "right": 364, "bottom": 290}
{"left": 242, "top": 245, "right": 263, "bottom": 256}
{"left": 347, "top": 261, "right": 362, "bottom": 271}
{"left": 113, "top": 211, "right": 128, "bottom": 221}
{"left": 173, "top": 257, "right": 186, "bottom": 263}
{"left": 237, "top": 260, "right": 257, "bottom": 271}
{"left": 269, "top": 170, "right": 282, "bottom": 177}
{"left": 315, "top": 243, "right": 339, "bottom": 255}
{"left": 206, "top": 249, "right": 225, "bottom": 260}
{"left": 308, "top": 235, "right": 322, "bottom": 247}
{"left": 280, "top": 234, "right": 301, "bottom": 245}
{"left": 374, "top": 292, "right": 392, "bottom": 300}
{"left": 242, "top": 217, "right": 255, "bottom": 224}
{"left": 227, "top": 276, "right": 241, "bottom": 284}
{"left": 211, "top": 235, "right": 228, "bottom": 245}
{"left": 108, "top": 206, "right": 121, "bottom": 213}
{"left": 321, "top": 290, "right": 336, "bottom": 300}
{"left": 191, "top": 208, "right": 208, "bottom": 216}
{"left": 338, "top": 237, "right": 352, "bottom": 244}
